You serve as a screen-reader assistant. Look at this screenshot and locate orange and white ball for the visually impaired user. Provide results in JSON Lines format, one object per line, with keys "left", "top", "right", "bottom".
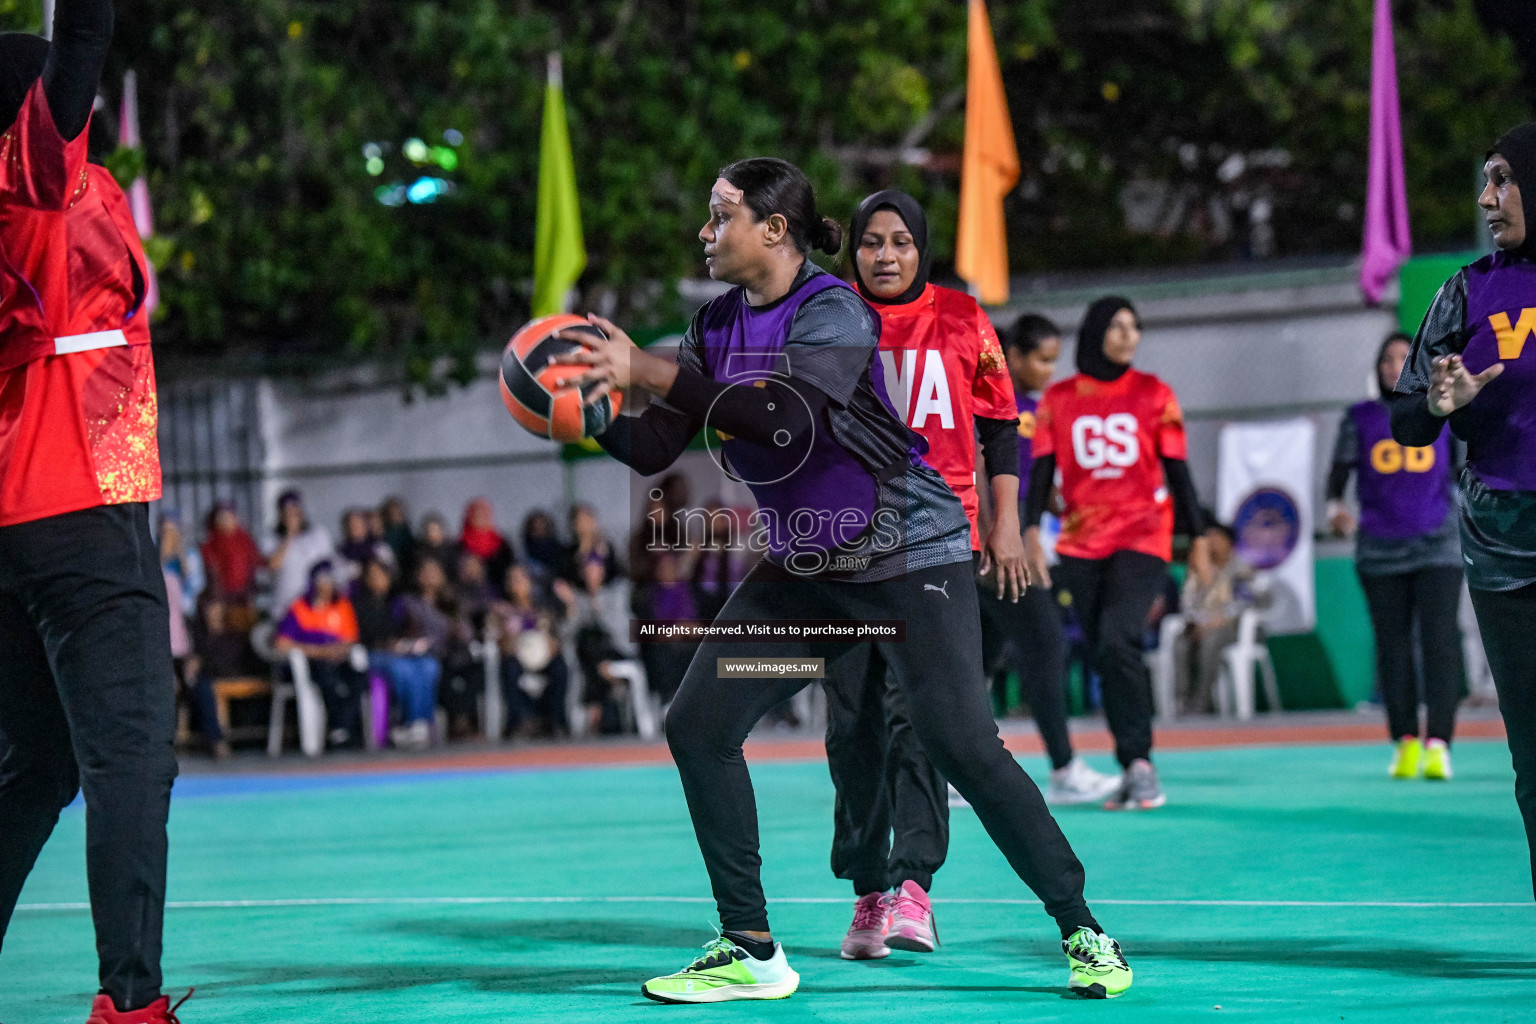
{"left": 499, "top": 314, "right": 623, "bottom": 443}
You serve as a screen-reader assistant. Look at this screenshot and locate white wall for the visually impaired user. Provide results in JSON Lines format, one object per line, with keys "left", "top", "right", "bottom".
{"left": 243, "top": 264, "right": 1399, "bottom": 545}
{"left": 257, "top": 371, "right": 572, "bottom": 545}
{"left": 1001, "top": 272, "right": 1397, "bottom": 522}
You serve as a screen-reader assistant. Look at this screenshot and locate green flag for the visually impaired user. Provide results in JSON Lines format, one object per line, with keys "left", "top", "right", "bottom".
{"left": 532, "top": 53, "right": 586, "bottom": 318}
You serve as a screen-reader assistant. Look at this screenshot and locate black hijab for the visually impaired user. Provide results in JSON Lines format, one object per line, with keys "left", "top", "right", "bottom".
{"left": 848, "top": 189, "right": 931, "bottom": 306}
{"left": 1491, "top": 122, "right": 1536, "bottom": 261}
{"left": 1076, "top": 295, "right": 1137, "bottom": 382}
{"left": 0, "top": 34, "right": 48, "bottom": 133}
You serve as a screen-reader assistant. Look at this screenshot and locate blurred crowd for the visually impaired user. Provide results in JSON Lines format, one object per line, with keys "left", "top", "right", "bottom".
{"left": 157, "top": 472, "right": 772, "bottom": 757}
{"left": 158, "top": 474, "right": 1259, "bottom": 760}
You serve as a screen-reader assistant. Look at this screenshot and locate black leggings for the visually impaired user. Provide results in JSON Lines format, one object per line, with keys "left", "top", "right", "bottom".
{"left": 0, "top": 504, "right": 177, "bottom": 1011}
{"left": 1469, "top": 584, "right": 1536, "bottom": 897}
{"left": 1358, "top": 567, "right": 1464, "bottom": 744}
{"left": 665, "top": 558, "right": 1099, "bottom": 938}
{"left": 500, "top": 653, "right": 571, "bottom": 734}
{"left": 1053, "top": 552, "right": 1166, "bottom": 768}
{"left": 308, "top": 659, "right": 364, "bottom": 741}
{"left": 823, "top": 643, "right": 948, "bottom": 895}
{"left": 980, "top": 579, "right": 1074, "bottom": 770}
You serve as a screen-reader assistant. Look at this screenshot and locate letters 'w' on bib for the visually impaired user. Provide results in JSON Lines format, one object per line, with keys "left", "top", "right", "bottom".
{"left": 1490, "top": 308, "right": 1536, "bottom": 361}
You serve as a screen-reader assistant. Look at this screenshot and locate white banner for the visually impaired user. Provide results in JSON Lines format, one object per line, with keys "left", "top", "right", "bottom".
{"left": 1217, "top": 418, "right": 1316, "bottom": 634}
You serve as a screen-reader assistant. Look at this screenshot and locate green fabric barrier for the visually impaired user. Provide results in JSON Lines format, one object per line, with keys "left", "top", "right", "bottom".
{"left": 1266, "top": 556, "right": 1375, "bottom": 710}
{"left": 1398, "top": 251, "right": 1482, "bottom": 336}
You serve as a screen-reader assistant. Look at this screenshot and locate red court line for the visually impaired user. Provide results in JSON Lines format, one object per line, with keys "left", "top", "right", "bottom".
{"left": 245, "top": 717, "right": 1508, "bottom": 778}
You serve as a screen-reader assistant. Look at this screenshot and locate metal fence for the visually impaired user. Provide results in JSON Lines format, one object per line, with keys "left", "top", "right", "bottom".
{"left": 155, "top": 376, "right": 265, "bottom": 531}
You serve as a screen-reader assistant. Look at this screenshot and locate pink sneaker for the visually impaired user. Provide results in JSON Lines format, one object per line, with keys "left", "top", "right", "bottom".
{"left": 884, "top": 880, "right": 938, "bottom": 953}
{"left": 839, "top": 892, "right": 892, "bottom": 960}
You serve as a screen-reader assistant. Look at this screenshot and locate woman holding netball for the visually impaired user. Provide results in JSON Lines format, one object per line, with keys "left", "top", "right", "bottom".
{"left": 556, "top": 158, "right": 1132, "bottom": 1002}
{"left": 1024, "top": 298, "right": 1206, "bottom": 811}
{"left": 1391, "top": 122, "right": 1536, "bottom": 895}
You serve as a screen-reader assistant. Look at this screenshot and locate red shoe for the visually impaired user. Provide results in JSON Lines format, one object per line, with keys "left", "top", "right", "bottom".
{"left": 85, "top": 990, "right": 192, "bottom": 1023}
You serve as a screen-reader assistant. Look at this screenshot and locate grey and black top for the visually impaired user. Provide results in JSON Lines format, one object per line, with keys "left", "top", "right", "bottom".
{"left": 599, "top": 260, "right": 971, "bottom": 582}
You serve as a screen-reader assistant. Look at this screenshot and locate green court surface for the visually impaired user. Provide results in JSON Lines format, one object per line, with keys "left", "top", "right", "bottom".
{"left": 6, "top": 741, "right": 1534, "bottom": 1023}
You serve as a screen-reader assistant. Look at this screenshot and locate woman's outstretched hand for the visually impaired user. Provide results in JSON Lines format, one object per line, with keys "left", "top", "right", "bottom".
{"left": 553, "top": 313, "right": 679, "bottom": 404}
{"left": 552, "top": 314, "right": 637, "bottom": 406}
{"left": 1428, "top": 354, "right": 1503, "bottom": 417}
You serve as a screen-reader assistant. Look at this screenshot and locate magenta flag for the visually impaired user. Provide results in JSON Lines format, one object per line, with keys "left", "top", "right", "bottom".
{"left": 118, "top": 70, "right": 159, "bottom": 315}
{"left": 1360, "top": 0, "right": 1410, "bottom": 305}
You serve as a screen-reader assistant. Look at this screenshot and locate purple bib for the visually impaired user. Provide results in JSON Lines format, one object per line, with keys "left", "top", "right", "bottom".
{"left": 698, "top": 273, "right": 882, "bottom": 556}
{"left": 1349, "top": 400, "right": 1450, "bottom": 538}
{"left": 1461, "top": 254, "right": 1536, "bottom": 490}
{"left": 1015, "top": 392, "right": 1038, "bottom": 498}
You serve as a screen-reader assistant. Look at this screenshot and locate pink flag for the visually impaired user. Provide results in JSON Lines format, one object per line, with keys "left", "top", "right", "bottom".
{"left": 118, "top": 70, "right": 159, "bottom": 315}
{"left": 1360, "top": 0, "right": 1410, "bottom": 305}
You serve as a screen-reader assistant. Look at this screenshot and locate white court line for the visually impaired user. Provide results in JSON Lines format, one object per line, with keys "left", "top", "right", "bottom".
{"left": 14, "top": 896, "right": 1529, "bottom": 912}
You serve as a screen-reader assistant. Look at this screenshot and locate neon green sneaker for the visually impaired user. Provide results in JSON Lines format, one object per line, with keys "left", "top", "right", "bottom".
{"left": 1422, "top": 739, "right": 1453, "bottom": 780}
{"left": 641, "top": 935, "right": 800, "bottom": 1004}
{"left": 1389, "top": 737, "right": 1422, "bottom": 779}
{"left": 1063, "top": 927, "right": 1133, "bottom": 998}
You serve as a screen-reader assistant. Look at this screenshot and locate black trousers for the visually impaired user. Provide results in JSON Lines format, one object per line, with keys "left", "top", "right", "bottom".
{"left": 500, "top": 653, "right": 571, "bottom": 734}
{"left": 665, "top": 557, "right": 1099, "bottom": 938}
{"left": 1468, "top": 584, "right": 1536, "bottom": 897}
{"left": 1358, "top": 566, "right": 1465, "bottom": 743}
{"left": 0, "top": 503, "right": 177, "bottom": 1011}
{"left": 823, "top": 642, "right": 948, "bottom": 895}
{"left": 309, "top": 658, "right": 364, "bottom": 741}
{"left": 1053, "top": 552, "right": 1166, "bottom": 768}
{"left": 980, "top": 579, "right": 1074, "bottom": 770}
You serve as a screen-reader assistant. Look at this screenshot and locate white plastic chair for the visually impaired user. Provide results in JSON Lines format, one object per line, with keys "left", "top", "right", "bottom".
{"left": 792, "top": 681, "right": 827, "bottom": 734}
{"left": 256, "top": 621, "right": 377, "bottom": 757}
{"left": 607, "top": 659, "right": 659, "bottom": 740}
{"left": 248, "top": 622, "right": 297, "bottom": 758}
{"left": 282, "top": 647, "right": 329, "bottom": 757}
{"left": 1215, "top": 608, "right": 1280, "bottom": 720}
{"left": 472, "top": 627, "right": 505, "bottom": 742}
{"left": 1145, "top": 613, "right": 1185, "bottom": 723}
{"left": 563, "top": 648, "right": 589, "bottom": 739}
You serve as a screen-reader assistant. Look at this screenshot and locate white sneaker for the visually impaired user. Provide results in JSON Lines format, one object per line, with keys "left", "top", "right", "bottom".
{"left": 1046, "top": 757, "right": 1123, "bottom": 805}
{"left": 390, "top": 720, "right": 432, "bottom": 750}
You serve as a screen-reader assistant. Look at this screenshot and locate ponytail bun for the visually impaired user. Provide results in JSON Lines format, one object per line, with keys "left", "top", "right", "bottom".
{"left": 814, "top": 215, "right": 844, "bottom": 256}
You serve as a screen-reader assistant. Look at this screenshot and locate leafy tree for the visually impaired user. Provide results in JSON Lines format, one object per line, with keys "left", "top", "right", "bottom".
{"left": 0, "top": 0, "right": 1526, "bottom": 384}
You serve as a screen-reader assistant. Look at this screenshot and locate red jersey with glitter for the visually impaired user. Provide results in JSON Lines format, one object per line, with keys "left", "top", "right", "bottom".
{"left": 1032, "top": 369, "right": 1187, "bottom": 561}
{"left": 0, "top": 80, "right": 159, "bottom": 527}
{"left": 873, "top": 284, "right": 1015, "bottom": 549}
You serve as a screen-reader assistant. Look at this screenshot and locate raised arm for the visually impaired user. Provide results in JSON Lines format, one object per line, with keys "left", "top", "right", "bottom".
{"left": 583, "top": 307, "right": 827, "bottom": 476}
{"left": 45, "top": 0, "right": 114, "bottom": 141}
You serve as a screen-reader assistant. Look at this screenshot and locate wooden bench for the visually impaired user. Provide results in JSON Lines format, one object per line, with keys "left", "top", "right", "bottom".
{"left": 211, "top": 677, "right": 272, "bottom": 744}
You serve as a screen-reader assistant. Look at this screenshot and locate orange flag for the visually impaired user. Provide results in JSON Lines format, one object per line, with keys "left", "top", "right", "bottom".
{"left": 955, "top": 0, "right": 1019, "bottom": 306}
